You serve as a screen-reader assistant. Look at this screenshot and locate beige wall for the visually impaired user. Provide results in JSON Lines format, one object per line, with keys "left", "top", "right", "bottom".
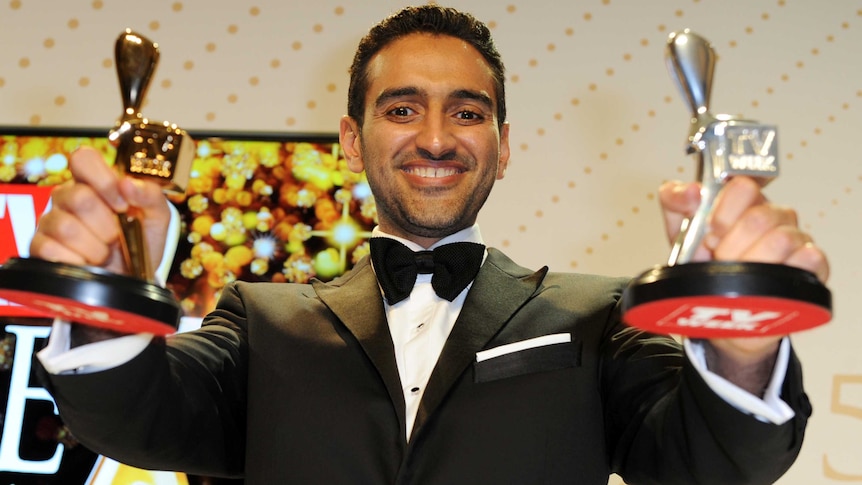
{"left": 1, "top": 1, "right": 860, "bottom": 483}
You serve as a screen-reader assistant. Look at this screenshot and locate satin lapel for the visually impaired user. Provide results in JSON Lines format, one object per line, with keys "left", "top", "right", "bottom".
{"left": 412, "top": 249, "right": 549, "bottom": 437}
{"left": 312, "top": 258, "right": 406, "bottom": 434}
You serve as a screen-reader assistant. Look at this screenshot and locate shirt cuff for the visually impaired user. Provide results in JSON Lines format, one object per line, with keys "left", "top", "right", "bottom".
{"left": 684, "top": 337, "right": 795, "bottom": 425}
{"left": 154, "top": 201, "right": 181, "bottom": 286}
{"left": 36, "top": 319, "right": 153, "bottom": 374}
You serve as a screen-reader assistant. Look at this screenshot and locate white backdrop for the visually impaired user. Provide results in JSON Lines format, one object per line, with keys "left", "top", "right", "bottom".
{"left": 1, "top": 1, "right": 860, "bottom": 483}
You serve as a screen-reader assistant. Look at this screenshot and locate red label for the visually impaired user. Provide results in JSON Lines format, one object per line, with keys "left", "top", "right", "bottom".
{"left": 0, "top": 289, "right": 176, "bottom": 335}
{"left": 623, "top": 295, "right": 832, "bottom": 338}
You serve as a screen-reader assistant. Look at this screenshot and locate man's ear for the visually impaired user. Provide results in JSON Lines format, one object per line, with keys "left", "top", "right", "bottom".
{"left": 340, "top": 116, "right": 364, "bottom": 173}
{"left": 496, "top": 121, "right": 511, "bottom": 180}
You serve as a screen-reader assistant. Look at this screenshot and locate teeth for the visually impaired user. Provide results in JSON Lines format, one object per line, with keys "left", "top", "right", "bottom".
{"left": 406, "top": 166, "right": 460, "bottom": 178}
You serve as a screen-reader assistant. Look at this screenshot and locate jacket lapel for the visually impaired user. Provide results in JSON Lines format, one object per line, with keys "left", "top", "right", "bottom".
{"left": 412, "top": 249, "right": 548, "bottom": 437}
{"left": 312, "top": 258, "right": 407, "bottom": 436}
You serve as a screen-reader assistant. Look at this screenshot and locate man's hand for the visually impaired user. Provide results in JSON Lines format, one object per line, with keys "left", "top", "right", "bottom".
{"left": 659, "top": 176, "right": 829, "bottom": 395}
{"left": 29, "top": 146, "right": 171, "bottom": 277}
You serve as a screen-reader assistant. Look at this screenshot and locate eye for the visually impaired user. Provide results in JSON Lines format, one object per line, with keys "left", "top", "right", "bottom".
{"left": 455, "top": 110, "right": 485, "bottom": 122}
{"left": 388, "top": 106, "right": 414, "bottom": 117}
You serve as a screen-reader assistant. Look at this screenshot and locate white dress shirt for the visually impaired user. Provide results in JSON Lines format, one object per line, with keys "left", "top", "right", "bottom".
{"left": 369, "top": 225, "right": 486, "bottom": 439}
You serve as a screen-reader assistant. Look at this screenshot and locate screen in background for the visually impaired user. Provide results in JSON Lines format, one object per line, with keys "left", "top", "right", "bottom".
{"left": 0, "top": 126, "right": 376, "bottom": 484}
{"left": 2, "top": 126, "right": 377, "bottom": 316}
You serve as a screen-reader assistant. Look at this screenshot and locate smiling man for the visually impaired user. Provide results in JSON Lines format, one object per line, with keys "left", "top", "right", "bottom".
{"left": 341, "top": 33, "right": 509, "bottom": 246}
{"left": 31, "top": 5, "right": 824, "bottom": 485}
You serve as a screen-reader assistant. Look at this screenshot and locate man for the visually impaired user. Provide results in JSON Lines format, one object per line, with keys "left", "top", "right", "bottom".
{"left": 31, "top": 5, "right": 825, "bottom": 484}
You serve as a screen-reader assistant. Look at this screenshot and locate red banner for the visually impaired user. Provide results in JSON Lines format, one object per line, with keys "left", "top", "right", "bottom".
{"left": 0, "top": 184, "right": 55, "bottom": 317}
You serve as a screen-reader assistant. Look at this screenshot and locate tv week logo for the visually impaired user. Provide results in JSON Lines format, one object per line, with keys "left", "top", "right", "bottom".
{"left": 0, "top": 184, "right": 55, "bottom": 317}
{"left": 667, "top": 305, "right": 787, "bottom": 332}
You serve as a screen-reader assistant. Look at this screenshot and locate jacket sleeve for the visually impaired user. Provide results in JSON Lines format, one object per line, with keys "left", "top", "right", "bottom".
{"left": 600, "top": 304, "right": 811, "bottom": 485}
{"left": 33, "top": 282, "right": 251, "bottom": 478}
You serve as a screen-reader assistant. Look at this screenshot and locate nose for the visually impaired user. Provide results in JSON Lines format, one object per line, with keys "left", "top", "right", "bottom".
{"left": 414, "top": 110, "right": 456, "bottom": 159}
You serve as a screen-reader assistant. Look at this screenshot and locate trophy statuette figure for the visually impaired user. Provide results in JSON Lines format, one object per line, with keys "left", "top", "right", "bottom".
{"left": 0, "top": 29, "right": 194, "bottom": 335}
{"left": 620, "top": 29, "right": 832, "bottom": 338}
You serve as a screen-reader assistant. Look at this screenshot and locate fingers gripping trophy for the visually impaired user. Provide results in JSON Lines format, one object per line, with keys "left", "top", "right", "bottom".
{"left": 620, "top": 29, "right": 832, "bottom": 338}
{"left": 0, "top": 30, "right": 193, "bottom": 335}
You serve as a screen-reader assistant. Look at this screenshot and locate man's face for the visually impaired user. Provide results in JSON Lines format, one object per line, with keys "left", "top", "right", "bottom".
{"left": 340, "top": 33, "right": 510, "bottom": 247}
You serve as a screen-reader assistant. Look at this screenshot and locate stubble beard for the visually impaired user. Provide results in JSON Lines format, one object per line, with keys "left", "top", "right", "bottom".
{"left": 373, "top": 174, "right": 496, "bottom": 240}
{"left": 374, "top": 186, "right": 463, "bottom": 239}
{"left": 361, "top": 141, "right": 498, "bottom": 239}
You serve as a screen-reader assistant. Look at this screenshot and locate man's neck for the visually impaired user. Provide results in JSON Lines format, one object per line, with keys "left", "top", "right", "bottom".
{"left": 372, "top": 224, "right": 484, "bottom": 251}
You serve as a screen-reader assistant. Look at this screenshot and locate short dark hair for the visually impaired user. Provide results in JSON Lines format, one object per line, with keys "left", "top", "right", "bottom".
{"left": 347, "top": 5, "right": 506, "bottom": 129}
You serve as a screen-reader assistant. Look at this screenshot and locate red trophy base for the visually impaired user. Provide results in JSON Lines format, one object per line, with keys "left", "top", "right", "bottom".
{"left": 621, "top": 261, "right": 832, "bottom": 338}
{"left": 0, "top": 257, "right": 180, "bottom": 336}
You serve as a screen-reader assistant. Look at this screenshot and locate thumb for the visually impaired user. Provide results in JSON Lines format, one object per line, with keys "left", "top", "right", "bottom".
{"left": 120, "top": 177, "right": 169, "bottom": 218}
{"left": 658, "top": 180, "right": 701, "bottom": 242}
{"left": 118, "top": 177, "right": 172, "bottom": 275}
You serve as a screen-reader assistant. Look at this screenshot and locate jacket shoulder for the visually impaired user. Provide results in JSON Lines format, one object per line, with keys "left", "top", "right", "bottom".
{"left": 486, "top": 247, "right": 631, "bottom": 291}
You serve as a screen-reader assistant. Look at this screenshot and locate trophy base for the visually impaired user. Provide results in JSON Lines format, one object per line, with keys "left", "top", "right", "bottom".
{"left": 0, "top": 257, "right": 180, "bottom": 336}
{"left": 621, "top": 261, "right": 832, "bottom": 338}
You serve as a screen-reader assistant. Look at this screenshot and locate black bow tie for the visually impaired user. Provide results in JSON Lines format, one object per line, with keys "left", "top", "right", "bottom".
{"left": 369, "top": 237, "right": 485, "bottom": 305}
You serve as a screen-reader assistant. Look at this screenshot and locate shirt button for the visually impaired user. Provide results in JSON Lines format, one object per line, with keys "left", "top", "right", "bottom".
{"left": 410, "top": 387, "right": 420, "bottom": 394}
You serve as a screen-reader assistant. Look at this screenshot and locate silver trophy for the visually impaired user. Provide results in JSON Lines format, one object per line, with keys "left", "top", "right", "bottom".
{"left": 620, "top": 29, "right": 831, "bottom": 337}
{"left": 0, "top": 30, "right": 193, "bottom": 335}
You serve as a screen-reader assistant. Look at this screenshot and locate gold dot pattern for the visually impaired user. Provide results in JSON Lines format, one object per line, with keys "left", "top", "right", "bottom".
{"left": 0, "top": 8, "right": 859, "bottom": 474}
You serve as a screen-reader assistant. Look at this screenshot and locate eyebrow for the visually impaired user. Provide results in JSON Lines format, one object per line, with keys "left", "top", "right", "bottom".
{"left": 374, "top": 87, "right": 494, "bottom": 111}
{"left": 451, "top": 89, "right": 494, "bottom": 110}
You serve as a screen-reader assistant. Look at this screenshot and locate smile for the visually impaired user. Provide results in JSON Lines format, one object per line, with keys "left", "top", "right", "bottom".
{"left": 403, "top": 166, "right": 464, "bottom": 178}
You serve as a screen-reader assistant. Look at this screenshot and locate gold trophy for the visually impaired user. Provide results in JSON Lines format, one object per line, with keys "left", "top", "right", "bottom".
{"left": 0, "top": 30, "right": 193, "bottom": 335}
{"left": 620, "top": 29, "right": 831, "bottom": 338}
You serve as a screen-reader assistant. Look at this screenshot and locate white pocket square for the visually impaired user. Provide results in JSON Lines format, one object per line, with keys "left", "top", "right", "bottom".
{"left": 475, "top": 333, "right": 572, "bottom": 362}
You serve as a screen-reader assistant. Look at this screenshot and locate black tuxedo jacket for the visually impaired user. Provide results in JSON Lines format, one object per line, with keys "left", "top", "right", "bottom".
{"left": 38, "top": 249, "right": 810, "bottom": 485}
